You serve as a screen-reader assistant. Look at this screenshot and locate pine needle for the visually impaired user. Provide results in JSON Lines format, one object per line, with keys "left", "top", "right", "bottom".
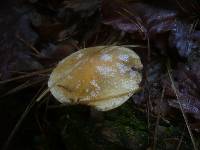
{"left": 0, "top": 78, "right": 46, "bottom": 98}
{"left": 0, "top": 68, "right": 52, "bottom": 84}
{"left": 166, "top": 61, "right": 197, "bottom": 150}
{"left": 2, "top": 84, "right": 47, "bottom": 150}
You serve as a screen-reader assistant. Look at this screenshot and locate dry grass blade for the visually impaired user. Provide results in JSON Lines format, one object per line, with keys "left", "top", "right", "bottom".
{"left": 0, "top": 68, "right": 52, "bottom": 84}
{"left": 166, "top": 61, "right": 198, "bottom": 150}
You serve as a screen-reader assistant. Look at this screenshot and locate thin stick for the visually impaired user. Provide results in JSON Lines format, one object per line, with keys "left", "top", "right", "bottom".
{"left": 167, "top": 62, "right": 197, "bottom": 150}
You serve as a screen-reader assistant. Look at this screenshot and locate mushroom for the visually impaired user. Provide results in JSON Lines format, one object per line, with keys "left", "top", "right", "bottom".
{"left": 48, "top": 46, "right": 143, "bottom": 111}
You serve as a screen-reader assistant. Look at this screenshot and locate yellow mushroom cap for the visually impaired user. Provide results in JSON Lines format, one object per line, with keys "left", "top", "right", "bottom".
{"left": 48, "top": 46, "right": 143, "bottom": 111}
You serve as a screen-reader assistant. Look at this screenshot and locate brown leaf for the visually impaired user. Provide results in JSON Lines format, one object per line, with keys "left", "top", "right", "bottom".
{"left": 101, "top": 0, "right": 200, "bottom": 57}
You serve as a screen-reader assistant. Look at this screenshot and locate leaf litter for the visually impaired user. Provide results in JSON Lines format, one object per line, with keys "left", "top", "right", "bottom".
{"left": 1, "top": 0, "right": 200, "bottom": 150}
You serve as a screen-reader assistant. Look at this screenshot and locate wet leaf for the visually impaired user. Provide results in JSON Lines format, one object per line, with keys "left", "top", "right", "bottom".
{"left": 101, "top": 0, "right": 200, "bottom": 57}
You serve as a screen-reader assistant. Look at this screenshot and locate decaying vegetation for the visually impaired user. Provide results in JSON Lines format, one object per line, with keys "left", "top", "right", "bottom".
{"left": 0, "top": 0, "right": 200, "bottom": 149}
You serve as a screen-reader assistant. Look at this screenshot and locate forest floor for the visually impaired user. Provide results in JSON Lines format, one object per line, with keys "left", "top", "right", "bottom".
{"left": 0, "top": 0, "right": 200, "bottom": 150}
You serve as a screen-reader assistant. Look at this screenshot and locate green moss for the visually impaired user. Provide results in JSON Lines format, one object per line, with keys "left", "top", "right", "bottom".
{"left": 53, "top": 102, "right": 148, "bottom": 150}
{"left": 46, "top": 102, "right": 199, "bottom": 150}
